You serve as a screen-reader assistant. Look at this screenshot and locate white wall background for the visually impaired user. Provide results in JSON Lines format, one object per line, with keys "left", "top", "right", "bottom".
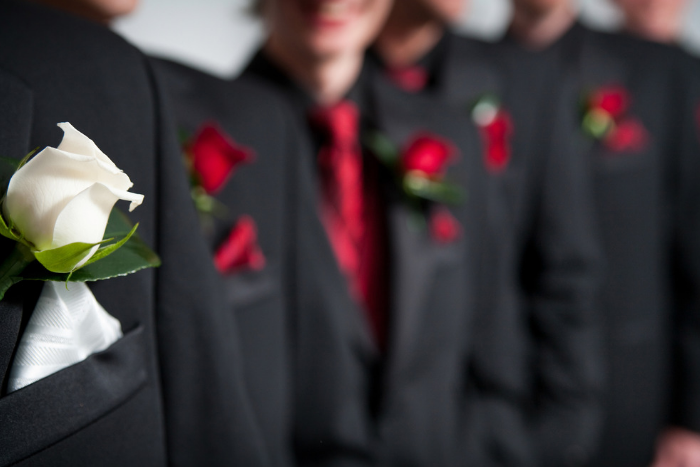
{"left": 112, "top": 0, "right": 700, "bottom": 78}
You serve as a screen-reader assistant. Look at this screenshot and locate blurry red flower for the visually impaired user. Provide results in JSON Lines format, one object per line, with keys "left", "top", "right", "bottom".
{"left": 479, "top": 110, "right": 513, "bottom": 174}
{"left": 214, "top": 216, "right": 265, "bottom": 274}
{"left": 402, "top": 133, "right": 456, "bottom": 178}
{"left": 430, "top": 207, "right": 461, "bottom": 244}
{"left": 189, "top": 122, "right": 254, "bottom": 194}
{"left": 590, "top": 86, "right": 629, "bottom": 118}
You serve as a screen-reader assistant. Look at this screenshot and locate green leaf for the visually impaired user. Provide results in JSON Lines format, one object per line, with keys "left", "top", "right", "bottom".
{"left": 364, "top": 131, "right": 399, "bottom": 167}
{"left": 33, "top": 239, "right": 109, "bottom": 274}
{"left": 81, "top": 222, "right": 138, "bottom": 267}
{"left": 0, "top": 242, "right": 35, "bottom": 300}
{"left": 19, "top": 208, "right": 160, "bottom": 283}
{"left": 403, "top": 175, "right": 466, "bottom": 205}
{"left": 0, "top": 210, "right": 19, "bottom": 242}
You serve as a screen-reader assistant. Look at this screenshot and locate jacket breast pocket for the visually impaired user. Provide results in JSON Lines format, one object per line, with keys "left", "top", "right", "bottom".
{"left": 0, "top": 324, "right": 147, "bottom": 466}
{"left": 224, "top": 262, "right": 280, "bottom": 310}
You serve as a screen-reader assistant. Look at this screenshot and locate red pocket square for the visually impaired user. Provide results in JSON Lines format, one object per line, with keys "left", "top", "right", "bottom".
{"left": 604, "top": 118, "right": 649, "bottom": 153}
{"left": 430, "top": 207, "right": 461, "bottom": 244}
{"left": 190, "top": 122, "right": 254, "bottom": 194}
{"left": 214, "top": 216, "right": 265, "bottom": 274}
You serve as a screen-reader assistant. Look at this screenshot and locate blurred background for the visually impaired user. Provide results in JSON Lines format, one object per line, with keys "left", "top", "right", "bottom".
{"left": 112, "top": 0, "right": 700, "bottom": 78}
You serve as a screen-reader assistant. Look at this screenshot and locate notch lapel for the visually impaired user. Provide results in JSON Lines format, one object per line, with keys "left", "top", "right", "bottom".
{"left": 367, "top": 74, "right": 465, "bottom": 374}
{"left": 440, "top": 32, "right": 504, "bottom": 110}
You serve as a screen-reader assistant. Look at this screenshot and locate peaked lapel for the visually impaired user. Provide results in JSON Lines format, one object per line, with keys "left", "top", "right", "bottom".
{"left": 367, "top": 73, "right": 465, "bottom": 375}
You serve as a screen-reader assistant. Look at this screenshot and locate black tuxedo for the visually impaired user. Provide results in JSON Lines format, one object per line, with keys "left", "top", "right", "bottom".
{"left": 371, "top": 31, "right": 604, "bottom": 467}
{"left": 243, "top": 51, "right": 512, "bottom": 467}
{"left": 0, "top": 2, "right": 266, "bottom": 465}
{"left": 495, "top": 22, "right": 700, "bottom": 466}
{"left": 153, "top": 58, "right": 310, "bottom": 467}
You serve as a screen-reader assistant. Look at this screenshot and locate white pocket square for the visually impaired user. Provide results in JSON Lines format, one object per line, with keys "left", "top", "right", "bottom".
{"left": 8, "top": 281, "right": 122, "bottom": 393}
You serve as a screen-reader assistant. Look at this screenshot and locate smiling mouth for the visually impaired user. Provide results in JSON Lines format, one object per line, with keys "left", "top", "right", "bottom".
{"left": 302, "top": 0, "right": 358, "bottom": 28}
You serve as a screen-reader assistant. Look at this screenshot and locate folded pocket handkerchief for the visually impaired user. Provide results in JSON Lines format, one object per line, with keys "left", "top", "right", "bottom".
{"left": 7, "top": 281, "right": 122, "bottom": 393}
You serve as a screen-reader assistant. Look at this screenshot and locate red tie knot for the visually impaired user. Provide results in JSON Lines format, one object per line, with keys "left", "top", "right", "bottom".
{"left": 310, "top": 100, "right": 360, "bottom": 147}
{"left": 385, "top": 65, "right": 428, "bottom": 93}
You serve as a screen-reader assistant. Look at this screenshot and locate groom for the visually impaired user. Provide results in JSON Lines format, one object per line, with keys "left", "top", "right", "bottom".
{"left": 0, "top": 1, "right": 267, "bottom": 465}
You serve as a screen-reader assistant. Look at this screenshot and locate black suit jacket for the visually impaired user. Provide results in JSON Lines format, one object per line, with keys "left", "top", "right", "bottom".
{"left": 509, "top": 22, "right": 700, "bottom": 467}
{"left": 153, "top": 58, "right": 311, "bottom": 467}
{"left": 244, "top": 50, "right": 511, "bottom": 467}
{"left": 0, "top": 2, "right": 266, "bottom": 465}
{"left": 371, "top": 31, "right": 604, "bottom": 467}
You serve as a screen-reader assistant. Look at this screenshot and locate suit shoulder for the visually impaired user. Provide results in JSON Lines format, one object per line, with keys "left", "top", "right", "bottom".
{"left": 0, "top": 0, "right": 142, "bottom": 66}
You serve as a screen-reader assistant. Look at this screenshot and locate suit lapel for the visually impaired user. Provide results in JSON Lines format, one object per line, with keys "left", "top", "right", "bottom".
{"left": 367, "top": 74, "right": 464, "bottom": 372}
{"left": 439, "top": 32, "right": 504, "bottom": 110}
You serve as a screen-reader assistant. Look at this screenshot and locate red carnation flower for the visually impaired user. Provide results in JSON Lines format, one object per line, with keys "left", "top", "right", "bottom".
{"left": 605, "top": 118, "right": 649, "bottom": 153}
{"left": 590, "top": 86, "right": 629, "bottom": 118}
{"left": 189, "top": 122, "right": 254, "bottom": 194}
{"left": 402, "top": 133, "right": 456, "bottom": 179}
{"left": 430, "top": 207, "right": 461, "bottom": 244}
{"left": 214, "top": 216, "right": 266, "bottom": 274}
{"left": 386, "top": 66, "right": 429, "bottom": 93}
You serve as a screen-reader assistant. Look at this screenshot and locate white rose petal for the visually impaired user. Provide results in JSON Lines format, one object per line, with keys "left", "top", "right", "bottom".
{"left": 3, "top": 123, "right": 143, "bottom": 257}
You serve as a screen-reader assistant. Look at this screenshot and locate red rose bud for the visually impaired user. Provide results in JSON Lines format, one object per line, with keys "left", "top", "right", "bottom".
{"left": 385, "top": 65, "right": 429, "bottom": 93}
{"left": 480, "top": 110, "right": 513, "bottom": 174}
{"left": 430, "top": 207, "right": 461, "bottom": 244}
{"left": 190, "top": 122, "right": 254, "bottom": 194}
{"left": 402, "top": 133, "right": 456, "bottom": 179}
{"left": 590, "top": 86, "right": 629, "bottom": 118}
{"left": 483, "top": 110, "right": 513, "bottom": 141}
{"left": 214, "top": 216, "right": 266, "bottom": 274}
{"left": 604, "top": 118, "right": 649, "bottom": 153}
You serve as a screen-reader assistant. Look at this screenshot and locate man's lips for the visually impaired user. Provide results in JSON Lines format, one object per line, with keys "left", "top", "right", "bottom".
{"left": 302, "top": 1, "right": 358, "bottom": 28}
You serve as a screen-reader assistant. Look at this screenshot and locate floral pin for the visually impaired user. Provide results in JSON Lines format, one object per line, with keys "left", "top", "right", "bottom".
{"left": 581, "top": 85, "right": 648, "bottom": 153}
{"left": 471, "top": 94, "right": 513, "bottom": 174}
{"left": 181, "top": 122, "right": 255, "bottom": 230}
{"left": 365, "top": 130, "right": 464, "bottom": 238}
{"left": 0, "top": 122, "right": 160, "bottom": 299}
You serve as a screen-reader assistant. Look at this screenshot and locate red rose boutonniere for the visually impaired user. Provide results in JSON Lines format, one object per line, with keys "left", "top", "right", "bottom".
{"left": 471, "top": 95, "right": 513, "bottom": 174}
{"left": 214, "top": 215, "right": 266, "bottom": 274}
{"left": 582, "top": 85, "right": 649, "bottom": 153}
{"left": 365, "top": 130, "right": 464, "bottom": 240}
{"left": 181, "top": 122, "right": 255, "bottom": 227}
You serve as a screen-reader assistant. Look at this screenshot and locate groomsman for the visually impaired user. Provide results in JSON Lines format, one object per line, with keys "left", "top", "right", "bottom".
{"left": 241, "top": 0, "right": 579, "bottom": 465}
{"left": 373, "top": 1, "right": 605, "bottom": 466}
{"left": 153, "top": 53, "right": 318, "bottom": 467}
{"left": 0, "top": 1, "right": 267, "bottom": 465}
{"left": 611, "top": 0, "right": 689, "bottom": 44}
{"left": 498, "top": 0, "right": 700, "bottom": 466}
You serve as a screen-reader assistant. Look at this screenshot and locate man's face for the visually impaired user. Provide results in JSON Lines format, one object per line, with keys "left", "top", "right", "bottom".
{"left": 511, "top": 0, "right": 568, "bottom": 17}
{"left": 613, "top": 0, "right": 687, "bottom": 42}
{"left": 265, "top": 0, "right": 394, "bottom": 60}
{"left": 38, "top": 0, "right": 139, "bottom": 22}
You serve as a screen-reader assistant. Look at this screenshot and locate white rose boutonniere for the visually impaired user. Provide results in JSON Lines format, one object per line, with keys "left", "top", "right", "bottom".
{"left": 0, "top": 122, "right": 160, "bottom": 298}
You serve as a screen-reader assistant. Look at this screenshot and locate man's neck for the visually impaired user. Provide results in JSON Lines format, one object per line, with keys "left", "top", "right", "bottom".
{"left": 374, "top": 7, "right": 445, "bottom": 67}
{"left": 509, "top": 2, "right": 576, "bottom": 50}
{"left": 265, "top": 36, "right": 362, "bottom": 106}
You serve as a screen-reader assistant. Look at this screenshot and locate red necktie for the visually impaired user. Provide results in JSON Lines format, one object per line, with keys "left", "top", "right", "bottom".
{"left": 385, "top": 65, "right": 429, "bottom": 93}
{"left": 310, "top": 100, "right": 387, "bottom": 348}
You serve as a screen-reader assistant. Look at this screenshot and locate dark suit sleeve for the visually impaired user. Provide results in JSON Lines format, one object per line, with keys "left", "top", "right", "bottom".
{"left": 670, "top": 54, "right": 700, "bottom": 434}
{"left": 147, "top": 61, "right": 269, "bottom": 467}
{"left": 529, "top": 78, "right": 605, "bottom": 467}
